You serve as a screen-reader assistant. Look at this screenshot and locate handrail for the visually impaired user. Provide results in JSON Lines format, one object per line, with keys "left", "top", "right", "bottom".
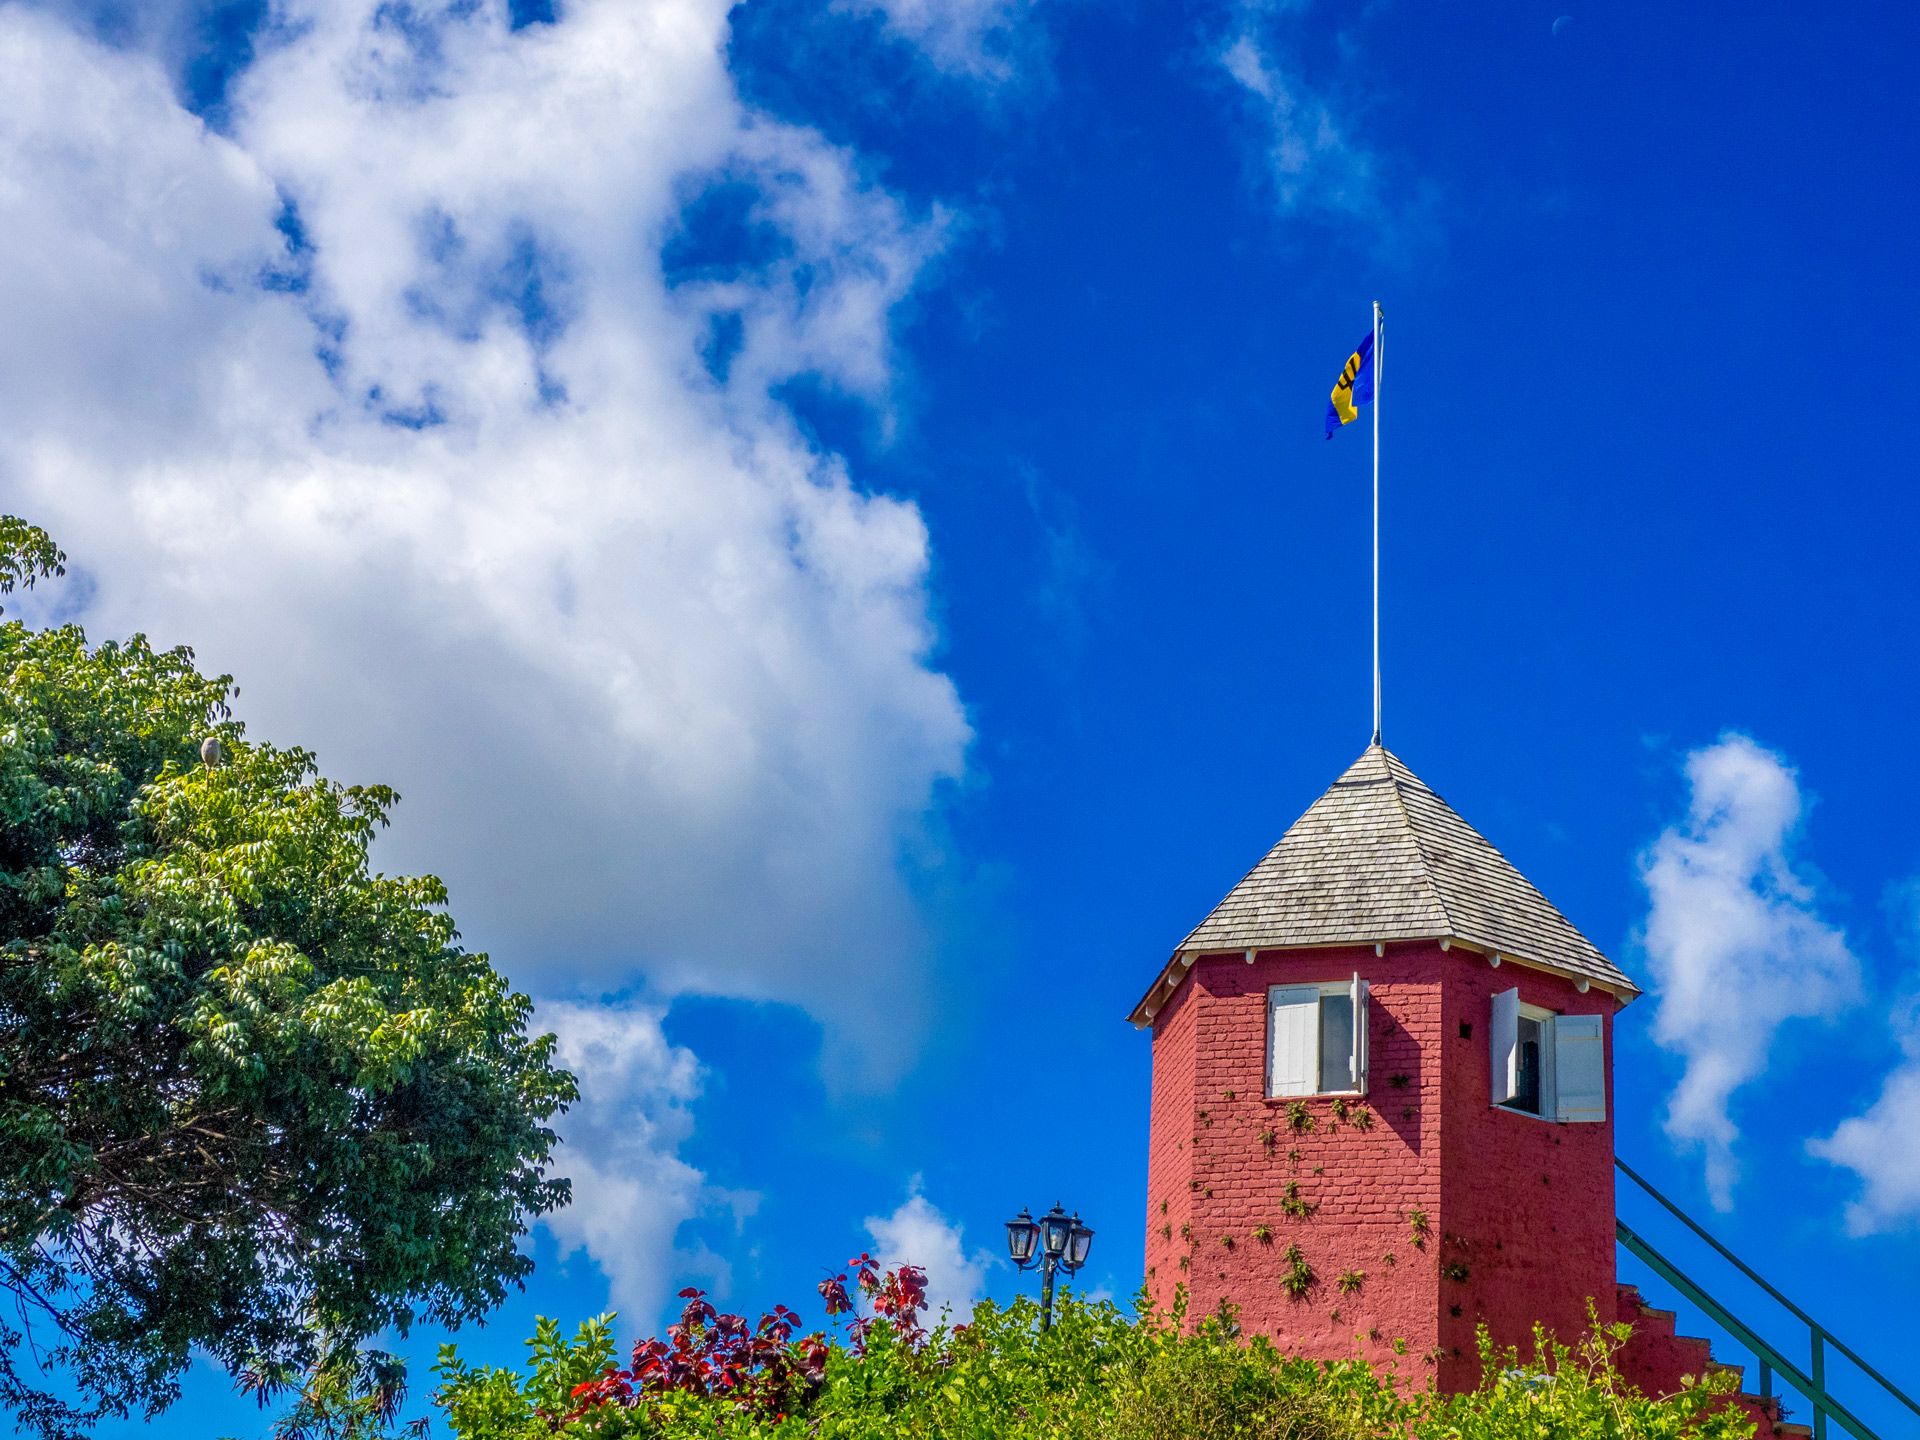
{"left": 1616, "top": 1159, "right": 1817, "bottom": 1326}
{"left": 1616, "top": 1220, "right": 1878, "bottom": 1440}
{"left": 1616, "top": 1158, "right": 1920, "bottom": 1439}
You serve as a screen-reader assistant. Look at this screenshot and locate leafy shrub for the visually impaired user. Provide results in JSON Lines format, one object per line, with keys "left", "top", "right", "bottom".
{"left": 1417, "top": 1322, "right": 1753, "bottom": 1440}
{"left": 433, "top": 1271, "right": 1758, "bottom": 1440}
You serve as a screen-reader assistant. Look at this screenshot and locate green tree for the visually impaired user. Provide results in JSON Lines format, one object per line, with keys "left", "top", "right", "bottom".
{"left": 0, "top": 518, "right": 576, "bottom": 1438}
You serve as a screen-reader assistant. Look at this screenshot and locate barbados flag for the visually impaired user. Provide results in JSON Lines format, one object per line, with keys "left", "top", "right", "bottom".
{"left": 1324, "top": 328, "right": 1375, "bottom": 438}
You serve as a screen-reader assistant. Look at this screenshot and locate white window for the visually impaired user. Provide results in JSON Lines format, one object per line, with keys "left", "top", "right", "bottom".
{"left": 1267, "top": 975, "right": 1369, "bottom": 1097}
{"left": 1490, "top": 987, "right": 1606, "bottom": 1123}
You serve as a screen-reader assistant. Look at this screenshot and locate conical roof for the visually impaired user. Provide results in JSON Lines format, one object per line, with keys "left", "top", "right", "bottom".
{"left": 1130, "top": 745, "right": 1637, "bottom": 1024}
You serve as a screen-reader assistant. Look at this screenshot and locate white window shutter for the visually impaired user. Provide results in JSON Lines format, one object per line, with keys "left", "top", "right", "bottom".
{"left": 1268, "top": 987, "right": 1317, "bottom": 1097}
{"left": 1490, "top": 988, "right": 1521, "bottom": 1106}
{"left": 1553, "top": 1014, "right": 1606, "bottom": 1123}
{"left": 1350, "top": 973, "right": 1370, "bottom": 1093}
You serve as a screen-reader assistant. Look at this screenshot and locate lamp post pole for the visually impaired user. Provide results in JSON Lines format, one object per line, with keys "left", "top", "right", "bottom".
{"left": 1004, "top": 1203, "right": 1094, "bottom": 1331}
{"left": 1039, "top": 1243, "right": 1060, "bottom": 1332}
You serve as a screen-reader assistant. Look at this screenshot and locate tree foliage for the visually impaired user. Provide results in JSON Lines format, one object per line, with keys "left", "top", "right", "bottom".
{"left": 434, "top": 1273, "right": 1758, "bottom": 1440}
{"left": 0, "top": 518, "right": 575, "bottom": 1437}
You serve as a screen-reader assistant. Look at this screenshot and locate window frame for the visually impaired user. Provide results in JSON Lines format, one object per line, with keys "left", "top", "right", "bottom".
{"left": 1492, "top": 986, "right": 1609, "bottom": 1124}
{"left": 1265, "top": 980, "right": 1367, "bottom": 1099}
{"left": 1499, "top": 999, "right": 1558, "bottom": 1120}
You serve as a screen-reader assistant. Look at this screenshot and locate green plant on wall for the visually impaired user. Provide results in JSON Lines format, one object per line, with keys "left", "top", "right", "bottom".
{"left": 1279, "top": 1181, "right": 1315, "bottom": 1221}
{"left": 1279, "top": 1244, "right": 1316, "bottom": 1299}
{"left": 1336, "top": 1270, "right": 1366, "bottom": 1296}
{"left": 1407, "top": 1208, "right": 1430, "bottom": 1249}
{"left": 1285, "top": 1101, "right": 1316, "bottom": 1134}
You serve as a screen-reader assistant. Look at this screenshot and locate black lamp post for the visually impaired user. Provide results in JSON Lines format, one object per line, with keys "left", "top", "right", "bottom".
{"left": 1004, "top": 1202, "right": 1093, "bottom": 1330}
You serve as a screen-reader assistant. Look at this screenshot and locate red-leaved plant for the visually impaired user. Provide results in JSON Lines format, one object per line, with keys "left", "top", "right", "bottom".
{"left": 818, "top": 1251, "right": 933, "bottom": 1352}
{"left": 562, "top": 1254, "right": 933, "bottom": 1425}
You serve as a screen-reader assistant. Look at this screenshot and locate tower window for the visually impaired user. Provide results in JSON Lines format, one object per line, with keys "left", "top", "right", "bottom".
{"left": 1267, "top": 976, "right": 1369, "bottom": 1098}
{"left": 1490, "top": 987, "right": 1607, "bottom": 1123}
{"left": 1504, "top": 1008, "right": 1553, "bottom": 1117}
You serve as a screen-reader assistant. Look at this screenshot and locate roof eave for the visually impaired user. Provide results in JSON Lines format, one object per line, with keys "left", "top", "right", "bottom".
{"left": 1127, "top": 932, "right": 1639, "bottom": 1029}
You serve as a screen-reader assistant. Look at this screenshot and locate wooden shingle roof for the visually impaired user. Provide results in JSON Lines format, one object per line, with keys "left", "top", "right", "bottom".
{"left": 1130, "top": 745, "right": 1638, "bottom": 1024}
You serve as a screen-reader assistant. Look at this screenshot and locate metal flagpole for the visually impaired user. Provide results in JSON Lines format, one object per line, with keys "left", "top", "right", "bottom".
{"left": 1371, "top": 300, "right": 1382, "bottom": 746}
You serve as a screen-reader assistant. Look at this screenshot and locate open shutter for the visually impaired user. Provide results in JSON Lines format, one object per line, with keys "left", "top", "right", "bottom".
{"left": 1350, "top": 973, "right": 1370, "bottom": 1093}
{"left": 1268, "top": 987, "right": 1318, "bottom": 1097}
{"left": 1553, "top": 1014, "right": 1606, "bottom": 1123}
{"left": 1490, "top": 988, "right": 1520, "bottom": 1106}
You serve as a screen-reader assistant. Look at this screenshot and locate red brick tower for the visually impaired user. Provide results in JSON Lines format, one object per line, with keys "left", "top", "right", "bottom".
{"left": 1133, "top": 744, "right": 1638, "bottom": 1391}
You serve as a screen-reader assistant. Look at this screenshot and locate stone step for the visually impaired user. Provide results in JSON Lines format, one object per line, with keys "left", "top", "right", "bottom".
{"left": 1615, "top": 1283, "right": 1813, "bottom": 1438}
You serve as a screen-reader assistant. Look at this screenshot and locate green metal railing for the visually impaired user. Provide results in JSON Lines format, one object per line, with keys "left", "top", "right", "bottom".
{"left": 1616, "top": 1158, "right": 1920, "bottom": 1440}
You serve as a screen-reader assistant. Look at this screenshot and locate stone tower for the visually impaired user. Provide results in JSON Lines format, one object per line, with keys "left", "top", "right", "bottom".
{"left": 1133, "top": 744, "right": 1638, "bottom": 1390}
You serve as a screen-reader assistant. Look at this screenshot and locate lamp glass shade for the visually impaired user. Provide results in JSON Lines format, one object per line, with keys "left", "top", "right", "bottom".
{"left": 1038, "top": 1204, "right": 1072, "bottom": 1260}
{"left": 1005, "top": 1211, "right": 1039, "bottom": 1266}
{"left": 1065, "top": 1216, "right": 1094, "bottom": 1271}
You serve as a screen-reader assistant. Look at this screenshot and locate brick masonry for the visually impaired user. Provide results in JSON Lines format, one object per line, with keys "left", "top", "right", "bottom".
{"left": 1144, "top": 940, "right": 1619, "bottom": 1393}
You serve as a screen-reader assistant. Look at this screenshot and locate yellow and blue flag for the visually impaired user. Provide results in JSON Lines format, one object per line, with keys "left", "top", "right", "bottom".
{"left": 1324, "top": 329, "right": 1375, "bottom": 438}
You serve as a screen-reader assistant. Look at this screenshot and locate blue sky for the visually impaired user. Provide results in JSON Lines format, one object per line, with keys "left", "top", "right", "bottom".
{"left": 3, "top": 0, "right": 1919, "bottom": 1433}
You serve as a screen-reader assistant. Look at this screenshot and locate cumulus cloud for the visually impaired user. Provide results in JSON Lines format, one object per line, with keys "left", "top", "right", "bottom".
{"left": 540, "top": 1001, "right": 726, "bottom": 1318}
{"left": 1809, "top": 883, "right": 1920, "bottom": 1235}
{"left": 0, "top": 1, "right": 969, "bottom": 1078}
{"left": 1808, "top": 1012, "right": 1920, "bottom": 1236}
{"left": 863, "top": 1184, "right": 993, "bottom": 1320}
{"left": 0, "top": 0, "right": 980, "bottom": 1320}
{"left": 1640, "top": 735, "right": 1861, "bottom": 1207}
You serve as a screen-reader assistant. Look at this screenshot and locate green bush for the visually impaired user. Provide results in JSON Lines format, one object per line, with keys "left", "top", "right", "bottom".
{"left": 432, "top": 1276, "right": 1755, "bottom": 1440}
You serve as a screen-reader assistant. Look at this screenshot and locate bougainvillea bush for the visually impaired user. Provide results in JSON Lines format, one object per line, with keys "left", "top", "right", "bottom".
{"left": 432, "top": 1257, "right": 1756, "bottom": 1440}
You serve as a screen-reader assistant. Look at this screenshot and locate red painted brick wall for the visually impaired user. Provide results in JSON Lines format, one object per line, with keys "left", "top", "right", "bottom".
{"left": 1143, "top": 941, "right": 1621, "bottom": 1394}
{"left": 1144, "top": 972, "right": 1198, "bottom": 1313}
{"left": 1436, "top": 951, "right": 1618, "bottom": 1390}
{"left": 1146, "top": 944, "right": 1445, "bottom": 1385}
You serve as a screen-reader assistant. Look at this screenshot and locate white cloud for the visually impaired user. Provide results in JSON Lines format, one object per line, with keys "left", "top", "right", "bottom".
{"left": 1217, "top": 29, "right": 1383, "bottom": 225}
{"left": 1809, "top": 882, "right": 1920, "bottom": 1234}
{"left": 832, "top": 0, "right": 1031, "bottom": 82}
{"left": 540, "top": 1000, "right": 721, "bottom": 1319}
{"left": 0, "top": 0, "right": 970, "bottom": 1079}
{"left": 863, "top": 1183, "right": 993, "bottom": 1321}
{"left": 1808, "top": 1010, "right": 1920, "bottom": 1236}
{"left": 0, "top": 0, "right": 977, "bottom": 1318}
{"left": 1640, "top": 735, "right": 1861, "bottom": 1207}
